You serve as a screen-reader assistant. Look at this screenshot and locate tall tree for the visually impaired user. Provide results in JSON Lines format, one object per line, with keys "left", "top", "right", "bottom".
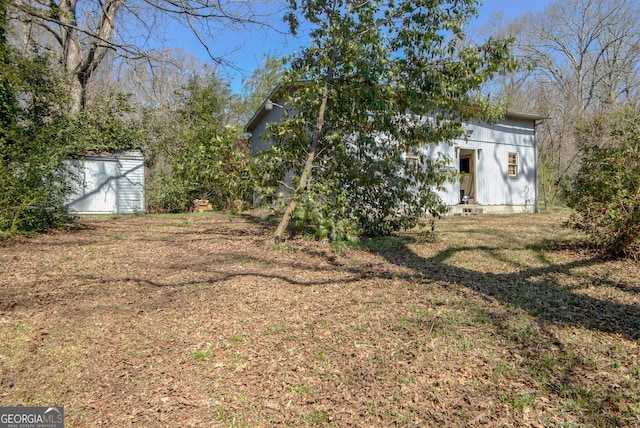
{"left": 487, "top": 0, "right": 640, "bottom": 208}
{"left": 526, "top": 0, "right": 640, "bottom": 114}
{"left": 258, "top": 0, "right": 519, "bottom": 242}
{"left": 10, "top": 0, "right": 278, "bottom": 112}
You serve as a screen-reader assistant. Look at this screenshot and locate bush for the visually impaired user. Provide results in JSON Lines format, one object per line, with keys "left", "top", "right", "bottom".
{"left": 145, "top": 172, "right": 193, "bottom": 213}
{"left": 0, "top": 25, "right": 77, "bottom": 236}
{"left": 144, "top": 74, "right": 253, "bottom": 213}
{"left": 292, "top": 194, "right": 361, "bottom": 243}
{"left": 0, "top": 3, "right": 147, "bottom": 236}
{"left": 566, "top": 106, "right": 640, "bottom": 260}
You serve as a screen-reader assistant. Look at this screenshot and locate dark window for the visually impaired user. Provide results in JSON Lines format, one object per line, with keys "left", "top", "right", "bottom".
{"left": 460, "top": 157, "right": 470, "bottom": 173}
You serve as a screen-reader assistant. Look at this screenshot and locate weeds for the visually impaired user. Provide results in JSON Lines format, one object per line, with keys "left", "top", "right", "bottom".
{"left": 193, "top": 349, "right": 212, "bottom": 360}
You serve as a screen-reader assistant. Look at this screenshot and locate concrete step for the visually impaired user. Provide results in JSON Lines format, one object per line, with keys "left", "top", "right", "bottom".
{"left": 450, "top": 204, "right": 484, "bottom": 216}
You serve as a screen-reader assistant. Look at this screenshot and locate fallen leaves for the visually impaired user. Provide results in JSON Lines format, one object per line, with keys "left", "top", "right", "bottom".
{"left": 0, "top": 212, "right": 638, "bottom": 426}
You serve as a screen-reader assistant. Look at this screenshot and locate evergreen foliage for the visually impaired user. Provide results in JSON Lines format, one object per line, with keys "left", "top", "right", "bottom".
{"left": 59, "top": 92, "right": 145, "bottom": 155}
{"left": 241, "top": 55, "right": 285, "bottom": 122}
{"left": 256, "top": 0, "right": 519, "bottom": 241}
{"left": 145, "top": 74, "right": 252, "bottom": 212}
{"left": 567, "top": 105, "right": 640, "bottom": 260}
{"left": 0, "top": 0, "right": 144, "bottom": 236}
{"left": 0, "top": 1, "right": 73, "bottom": 235}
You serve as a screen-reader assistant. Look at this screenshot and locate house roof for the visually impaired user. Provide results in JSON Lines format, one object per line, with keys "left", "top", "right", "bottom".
{"left": 245, "top": 84, "right": 294, "bottom": 133}
{"left": 245, "top": 84, "right": 546, "bottom": 132}
{"left": 504, "top": 111, "right": 547, "bottom": 122}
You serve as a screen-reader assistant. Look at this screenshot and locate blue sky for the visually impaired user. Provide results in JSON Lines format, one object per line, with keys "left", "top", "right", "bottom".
{"left": 162, "top": 0, "right": 553, "bottom": 94}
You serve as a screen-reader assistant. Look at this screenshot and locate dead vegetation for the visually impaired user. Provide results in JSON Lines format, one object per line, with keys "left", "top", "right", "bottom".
{"left": 0, "top": 211, "right": 638, "bottom": 426}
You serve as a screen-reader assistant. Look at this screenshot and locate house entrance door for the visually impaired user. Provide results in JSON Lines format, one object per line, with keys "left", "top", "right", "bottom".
{"left": 459, "top": 149, "right": 477, "bottom": 203}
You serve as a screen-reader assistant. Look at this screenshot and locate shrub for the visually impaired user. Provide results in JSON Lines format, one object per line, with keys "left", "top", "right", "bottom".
{"left": 0, "top": 24, "right": 76, "bottom": 236}
{"left": 145, "top": 172, "right": 193, "bottom": 213}
{"left": 144, "top": 74, "right": 253, "bottom": 213}
{"left": 566, "top": 106, "right": 640, "bottom": 260}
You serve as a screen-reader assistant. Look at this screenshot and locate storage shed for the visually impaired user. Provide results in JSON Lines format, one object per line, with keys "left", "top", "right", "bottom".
{"left": 66, "top": 150, "right": 145, "bottom": 215}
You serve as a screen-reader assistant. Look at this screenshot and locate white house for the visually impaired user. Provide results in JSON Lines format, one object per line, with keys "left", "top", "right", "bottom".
{"left": 246, "top": 88, "right": 544, "bottom": 215}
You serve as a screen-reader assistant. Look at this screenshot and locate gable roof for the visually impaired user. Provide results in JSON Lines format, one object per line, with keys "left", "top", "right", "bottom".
{"left": 245, "top": 84, "right": 295, "bottom": 133}
{"left": 245, "top": 84, "right": 546, "bottom": 132}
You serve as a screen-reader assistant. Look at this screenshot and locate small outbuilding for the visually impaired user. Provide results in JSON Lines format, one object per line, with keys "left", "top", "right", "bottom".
{"left": 66, "top": 150, "right": 145, "bottom": 215}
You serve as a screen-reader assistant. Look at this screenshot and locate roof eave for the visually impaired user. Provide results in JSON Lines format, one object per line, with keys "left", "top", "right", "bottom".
{"left": 505, "top": 110, "right": 548, "bottom": 122}
{"left": 245, "top": 84, "right": 548, "bottom": 131}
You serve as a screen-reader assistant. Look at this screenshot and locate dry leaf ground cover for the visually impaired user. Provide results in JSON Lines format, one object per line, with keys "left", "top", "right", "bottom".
{"left": 0, "top": 211, "right": 639, "bottom": 427}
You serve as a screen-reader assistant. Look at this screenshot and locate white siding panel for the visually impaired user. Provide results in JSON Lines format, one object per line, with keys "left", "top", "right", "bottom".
{"left": 478, "top": 142, "right": 533, "bottom": 205}
{"left": 66, "top": 150, "right": 145, "bottom": 214}
{"left": 116, "top": 157, "right": 145, "bottom": 214}
{"left": 420, "top": 117, "right": 537, "bottom": 210}
{"left": 251, "top": 108, "right": 287, "bottom": 156}
{"left": 247, "top": 104, "right": 540, "bottom": 213}
{"left": 474, "top": 119, "right": 537, "bottom": 207}
{"left": 67, "top": 159, "right": 119, "bottom": 214}
{"left": 114, "top": 151, "right": 145, "bottom": 214}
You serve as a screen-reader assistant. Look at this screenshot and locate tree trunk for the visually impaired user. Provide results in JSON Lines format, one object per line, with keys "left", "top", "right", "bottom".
{"left": 57, "top": 0, "right": 123, "bottom": 112}
{"left": 273, "top": 0, "right": 346, "bottom": 242}
{"left": 68, "top": 75, "right": 84, "bottom": 113}
{"left": 273, "top": 83, "right": 330, "bottom": 242}
{"left": 58, "top": 0, "right": 83, "bottom": 112}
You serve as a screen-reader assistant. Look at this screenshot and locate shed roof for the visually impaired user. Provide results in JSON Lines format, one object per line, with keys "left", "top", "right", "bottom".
{"left": 82, "top": 149, "right": 144, "bottom": 161}
{"left": 504, "top": 111, "right": 547, "bottom": 122}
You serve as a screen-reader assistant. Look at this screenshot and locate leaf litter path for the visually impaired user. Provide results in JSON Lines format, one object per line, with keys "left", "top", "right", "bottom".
{"left": 0, "top": 212, "right": 638, "bottom": 426}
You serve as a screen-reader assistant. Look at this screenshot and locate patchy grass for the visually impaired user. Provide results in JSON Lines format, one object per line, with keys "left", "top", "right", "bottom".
{"left": 0, "top": 211, "right": 639, "bottom": 426}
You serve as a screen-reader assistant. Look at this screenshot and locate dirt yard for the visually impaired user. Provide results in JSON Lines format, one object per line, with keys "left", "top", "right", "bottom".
{"left": 1, "top": 211, "right": 639, "bottom": 426}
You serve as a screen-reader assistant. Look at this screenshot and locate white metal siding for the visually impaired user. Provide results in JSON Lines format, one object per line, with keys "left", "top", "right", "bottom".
{"left": 114, "top": 153, "right": 145, "bottom": 214}
{"left": 472, "top": 119, "right": 536, "bottom": 207}
{"left": 422, "top": 118, "right": 537, "bottom": 209}
{"left": 67, "top": 159, "right": 119, "bottom": 214}
{"left": 249, "top": 108, "right": 539, "bottom": 213}
{"left": 251, "top": 108, "right": 287, "bottom": 156}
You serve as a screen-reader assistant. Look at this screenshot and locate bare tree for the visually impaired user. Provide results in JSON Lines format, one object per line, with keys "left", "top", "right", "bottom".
{"left": 10, "top": 0, "right": 281, "bottom": 112}
{"left": 485, "top": 0, "right": 640, "bottom": 208}
{"left": 523, "top": 0, "right": 640, "bottom": 114}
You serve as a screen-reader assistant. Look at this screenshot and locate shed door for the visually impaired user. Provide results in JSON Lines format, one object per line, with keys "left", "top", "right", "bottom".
{"left": 68, "top": 159, "right": 119, "bottom": 214}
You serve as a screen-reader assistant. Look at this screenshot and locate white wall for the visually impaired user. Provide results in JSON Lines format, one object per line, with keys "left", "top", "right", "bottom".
{"left": 423, "top": 117, "right": 537, "bottom": 209}
{"left": 249, "top": 108, "right": 539, "bottom": 212}
{"left": 66, "top": 151, "right": 145, "bottom": 214}
{"left": 251, "top": 107, "right": 287, "bottom": 156}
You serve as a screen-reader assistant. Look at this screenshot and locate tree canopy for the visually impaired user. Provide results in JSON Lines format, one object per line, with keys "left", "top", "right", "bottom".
{"left": 255, "top": 0, "right": 519, "bottom": 242}
{"left": 144, "top": 73, "right": 252, "bottom": 213}
{"left": 10, "top": 0, "right": 279, "bottom": 112}
{"left": 1, "top": 0, "right": 149, "bottom": 235}
{"left": 0, "top": 0, "right": 74, "bottom": 234}
{"left": 484, "top": 0, "right": 640, "bottom": 209}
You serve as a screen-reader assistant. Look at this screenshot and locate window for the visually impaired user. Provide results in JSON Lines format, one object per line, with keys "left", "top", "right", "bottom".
{"left": 459, "top": 157, "right": 470, "bottom": 173}
{"left": 508, "top": 152, "right": 518, "bottom": 177}
{"left": 405, "top": 149, "right": 419, "bottom": 171}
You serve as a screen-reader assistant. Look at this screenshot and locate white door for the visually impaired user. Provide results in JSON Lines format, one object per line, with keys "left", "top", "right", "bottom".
{"left": 67, "top": 159, "right": 119, "bottom": 214}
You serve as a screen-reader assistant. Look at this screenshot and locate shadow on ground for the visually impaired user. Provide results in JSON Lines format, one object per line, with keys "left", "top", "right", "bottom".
{"left": 374, "top": 239, "right": 640, "bottom": 341}
{"left": 239, "top": 211, "right": 640, "bottom": 340}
